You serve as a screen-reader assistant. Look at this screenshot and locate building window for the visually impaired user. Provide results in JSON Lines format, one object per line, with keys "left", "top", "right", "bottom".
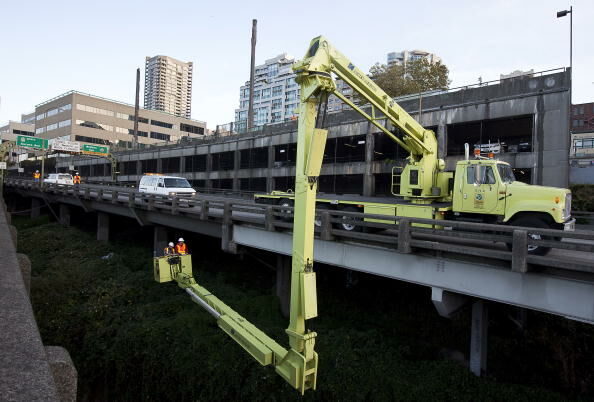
{"left": 150, "top": 131, "right": 170, "bottom": 141}
{"left": 35, "top": 127, "right": 45, "bottom": 134}
{"left": 46, "top": 123, "right": 58, "bottom": 132}
{"left": 272, "top": 99, "right": 282, "bottom": 110}
{"left": 59, "top": 104, "right": 72, "bottom": 113}
{"left": 74, "top": 135, "right": 110, "bottom": 145}
{"left": 151, "top": 119, "right": 173, "bottom": 129}
{"left": 76, "top": 120, "right": 112, "bottom": 131}
{"left": 180, "top": 123, "right": 204, "bottom": 135}
{"left": 285, "top": 90, "right": 297, "bottom": 101}
{"left": 58, "top": 119, "right": 71, "bottom": 128}
{"left": 272, "top": 86, "right": 283, "bottom": 97}
{"left": 261, "top": 88, "right": 271, "bottom": 99}
{"left": 36, "top": 113, "right": 45, "bottom": 121}
{"left": 128, "top": 115, "right": 149, "bottom": 124}
{"left": 271, "top": 111, "right": 282, "bottom": 123}
{"left": 12, "top": 129, "right": 34, "bottom": 136}
{"left": 47, "top": 108, "right": 58, "bottom": 117}
{"left": 127, "top": 129, "right": 148, "bottom": 137}
{"left": 76, "top": 104, "right": 114, "bottom": 117}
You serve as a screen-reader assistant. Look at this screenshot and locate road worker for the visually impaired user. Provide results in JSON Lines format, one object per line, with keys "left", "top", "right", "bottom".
{"left": 175, "top": 238, "right": 188, "bottom": 255}
{"left": 164, "top": 242, "right": 176, "bottom": 256}
{"left": 33, "top": 170, "right": 40, "bottom": 182}
{"left": 73, "top": 172, "right": 81, "bottom": 185}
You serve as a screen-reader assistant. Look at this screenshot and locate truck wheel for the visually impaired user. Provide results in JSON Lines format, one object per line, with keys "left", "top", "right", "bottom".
{"left": 506, "top": 216, "right": 552, "bottom": 256}
{"left": 278, "top": 198, "right": 294, "bottom": 222}
{"left": 314, "top": 204, "right": 331, "bottom": 227}
{"left": 338, "top": 206, "right": 362, "bottom": 232}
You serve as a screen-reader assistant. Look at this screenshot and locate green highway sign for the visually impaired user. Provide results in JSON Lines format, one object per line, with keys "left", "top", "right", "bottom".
{"left": 81, "top": 144, "right": 109, "bottom": 155}
{"left": 16, "top": 135, "right": 48, "bottom": 150}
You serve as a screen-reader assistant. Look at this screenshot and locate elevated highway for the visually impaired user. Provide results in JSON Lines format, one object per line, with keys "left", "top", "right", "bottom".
{"left": 4, "top": 178, "right": 594, "bottom": 376}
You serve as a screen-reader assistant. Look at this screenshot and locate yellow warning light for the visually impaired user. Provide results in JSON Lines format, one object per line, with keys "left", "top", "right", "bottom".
{"left": 554, "top": 196, "right": 560, "bottom": 203}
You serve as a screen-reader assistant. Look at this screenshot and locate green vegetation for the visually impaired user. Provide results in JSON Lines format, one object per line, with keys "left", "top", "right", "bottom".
{"left": 571, "top": 184, "right": 594, "bottom": 212}
{"left": 14, "top": 216, "right": 591, "bottom": 401}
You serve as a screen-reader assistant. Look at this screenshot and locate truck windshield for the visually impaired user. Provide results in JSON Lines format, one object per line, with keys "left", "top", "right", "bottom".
{"left": 164, "top": 178, "right": 192, "bottom": 188}
{"left": 497, "top": 164, "right": 515, "bottom": 183}
{"left": 59, "top": 175, "right": 71, "bottom": 180}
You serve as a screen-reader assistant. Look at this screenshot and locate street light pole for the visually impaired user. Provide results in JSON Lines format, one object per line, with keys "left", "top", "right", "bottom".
{"left": 557, "top": 6, "right": 573, "bottom": 103}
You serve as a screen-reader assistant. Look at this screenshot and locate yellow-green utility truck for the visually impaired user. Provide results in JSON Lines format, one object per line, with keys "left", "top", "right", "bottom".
{"left": 255, "top": 36, "right": 574, "bottom": 255}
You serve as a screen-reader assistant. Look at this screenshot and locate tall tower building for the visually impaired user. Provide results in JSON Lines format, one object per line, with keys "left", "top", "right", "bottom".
{"left": 144, "top": 55, "right": 193, "bottom": 119}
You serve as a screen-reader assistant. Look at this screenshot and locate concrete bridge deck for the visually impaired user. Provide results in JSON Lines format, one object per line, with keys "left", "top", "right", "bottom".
{"left": 4, "top": 178, "right": 593, "bottom": 378}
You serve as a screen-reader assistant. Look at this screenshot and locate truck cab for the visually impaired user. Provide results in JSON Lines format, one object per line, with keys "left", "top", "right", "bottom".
{"left": 452, "top": 159, "right": 573, "bottom": 230}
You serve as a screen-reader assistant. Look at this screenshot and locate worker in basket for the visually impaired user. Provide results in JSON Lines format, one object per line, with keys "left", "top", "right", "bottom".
{"left": 73, "top": 172, "right": 81, "bottom": 185}
{"left": 175, "top": 238, "right": 188, "bottom": 255}
{"left": 164, "top": 242, "right": 176, "bottom": 256}
{"left": 33, "top": 170, "right": 40, "bottom": 182}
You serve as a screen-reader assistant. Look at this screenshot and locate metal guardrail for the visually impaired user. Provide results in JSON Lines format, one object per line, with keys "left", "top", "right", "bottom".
{"left": 5, "top": 178, "right": 594, "bottom": 276}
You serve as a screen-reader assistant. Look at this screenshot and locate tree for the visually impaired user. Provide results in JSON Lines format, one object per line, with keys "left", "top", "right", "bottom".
{"left": 367, "top": 58, "right": 451, "bottom": 99}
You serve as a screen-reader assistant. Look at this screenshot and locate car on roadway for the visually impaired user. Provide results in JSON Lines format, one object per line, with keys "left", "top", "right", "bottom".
{"left": 138, "top": 174, "right": 197, "bottom": 203}
{"left": 44, "top": 173, "right": 74, "bottom": 186}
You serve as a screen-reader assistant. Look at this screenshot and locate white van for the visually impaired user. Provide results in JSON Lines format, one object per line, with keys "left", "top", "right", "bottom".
{"left": 44, "top": 173, "right": 74, "bottom": 186}
{"left": 138, "top": 175, "right": 196, "bottom": 202}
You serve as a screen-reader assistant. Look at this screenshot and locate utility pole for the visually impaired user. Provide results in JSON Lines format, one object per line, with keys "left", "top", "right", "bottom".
{"left": 247, "top": 19, "right": 257, "bottom": 131}
{"left": 133, "top": 68, "right": 141, "bottom": 149}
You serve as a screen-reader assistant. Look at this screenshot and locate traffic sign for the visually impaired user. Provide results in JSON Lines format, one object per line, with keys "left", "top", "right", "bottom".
{"left": 17, "top": 135, "right": 48, "bottom": 150}
{"left": 52, "top": 139, "right": 81, "bottom": 153}
{"left": 0, "top": 162, "right": 6, "bottom": 169}
{"left": 81, "top": 144, "right": 109, "bottom": 155}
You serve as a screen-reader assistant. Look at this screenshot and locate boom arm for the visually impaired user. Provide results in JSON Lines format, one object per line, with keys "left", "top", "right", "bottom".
{"left": 293, "top": 36, "right": 445, "bottom": 199}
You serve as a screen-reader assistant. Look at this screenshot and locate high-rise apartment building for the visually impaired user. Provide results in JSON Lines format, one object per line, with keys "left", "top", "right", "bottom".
{"left": 387, "top": 50, "right": 441, "bottom": 67}
{"left": 145, "top": 55, "right": 193, "bottom": 119}
{"left": 235, "top": 54, "right": 300, "bottom": 129}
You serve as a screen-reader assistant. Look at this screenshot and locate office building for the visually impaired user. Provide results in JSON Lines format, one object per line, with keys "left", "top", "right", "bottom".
{"left": 34, "top": 91, "right": 206, "bottom": 149}
{"left": 387, "top": 50, "right": 441, "bottom": 67}
{"left": 145, "top": 55, "right": 193, "bottom": 119}
{"left": 0, "top": 120, "right": 35, "bottom": 143}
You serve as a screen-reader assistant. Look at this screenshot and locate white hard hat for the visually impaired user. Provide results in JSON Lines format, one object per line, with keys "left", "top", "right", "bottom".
{"left": 178, "top": 238, "right": 184, "bottom": 242}
{"left": 168, "top": 242, "right": 174, "bottom": 247}
{"left": 36, "top": 170, "right": 39, "bottom": 172}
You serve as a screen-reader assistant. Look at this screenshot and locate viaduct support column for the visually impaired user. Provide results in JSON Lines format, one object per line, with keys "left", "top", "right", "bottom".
{"left": 31, "top": 198, "right": 41, "bottom": 219}
{"left": 206, "top": 148, "right": 213, "bottom": 190}
{"left": 59, "top": 204, "right": 70, "bottom": 226}
{"left": 97, "top": 212, "right": 109, "bottom": 242}
{"left": 266, "top": 144, "right": 275, "bottom": 193}
{"left": 363, "top": 123, "right": 375, "bottom": 197}
{"left": 232, "top": 146, "right": 241, "bottom": 191}
{"left": 469, "top": 299, "right": 489, "bottom": 376}
{"left": 153, "top": 225, "right": 168, "bottom": 257}
{"left": 275, "top": 254, "right": 291, "bottom": 318}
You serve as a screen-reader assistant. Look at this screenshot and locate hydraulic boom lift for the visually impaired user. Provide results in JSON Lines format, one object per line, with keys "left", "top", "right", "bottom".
{"left": 155, "top": 35, "right": 573, "bottom": 394}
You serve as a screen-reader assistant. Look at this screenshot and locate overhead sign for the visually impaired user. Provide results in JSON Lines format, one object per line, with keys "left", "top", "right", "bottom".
{"left": 16, "top": 135, "right": 48, "bottom": 150}
{"left": 81, "top": 143, "right": 109, "bottom": 156}
{"left": 52, "top": 139, "right": 81, "bottom": 153}
{"left": 0, "top": 162, "right": 6, "bottom": 169}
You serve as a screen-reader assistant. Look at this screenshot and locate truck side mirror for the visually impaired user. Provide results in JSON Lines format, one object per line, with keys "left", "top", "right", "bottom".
{"left": 157, "top": 182, "right": 164, "bottom": 187}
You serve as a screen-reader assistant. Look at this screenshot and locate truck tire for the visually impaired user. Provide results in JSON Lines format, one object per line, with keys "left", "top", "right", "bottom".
{"left": 338, "top": 206, "right": 362, "bottom": 232}
{"left": 278, "top": 198, "right": 294, "bottom": 222}
{"left": 314, "top": 204, "right": 331, "bottom": 227}
{"left": 506, "top": 216, "right": 552, "bottom": 256}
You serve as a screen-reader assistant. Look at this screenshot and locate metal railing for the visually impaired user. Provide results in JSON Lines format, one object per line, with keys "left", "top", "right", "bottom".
{"left": 6, "top": 178, "right": 593, "bottom": 276}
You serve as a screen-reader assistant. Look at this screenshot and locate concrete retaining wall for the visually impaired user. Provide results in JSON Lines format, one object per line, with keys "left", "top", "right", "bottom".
{"left": 0, "top": 196, "right": 77, "bottom": 402}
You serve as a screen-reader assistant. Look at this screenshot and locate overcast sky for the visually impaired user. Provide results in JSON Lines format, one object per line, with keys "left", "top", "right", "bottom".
{"left": 0, "top": 0, "right": 591, "bottom": 128}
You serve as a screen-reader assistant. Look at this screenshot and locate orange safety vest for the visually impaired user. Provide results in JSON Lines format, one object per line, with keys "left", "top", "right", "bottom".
{"left": 73, "top": 175, "right": 81, "bottom": 184}
{"left": 175, "top": 242, "right": 187, "bottom": 255}
{"left": 33, "top": 172, "right": 40, "bottom": 179}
